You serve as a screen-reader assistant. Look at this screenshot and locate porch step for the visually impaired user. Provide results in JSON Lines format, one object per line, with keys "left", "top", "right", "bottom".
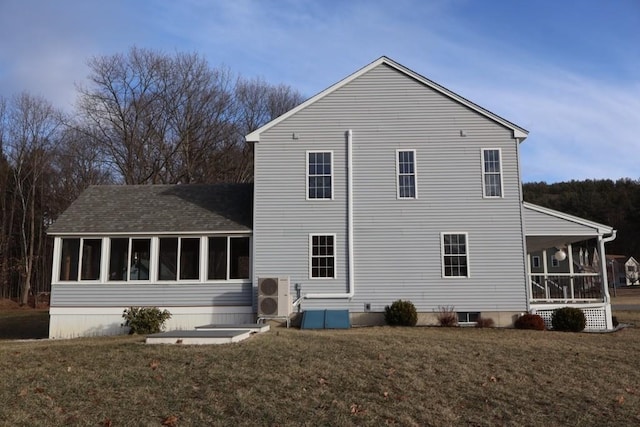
{"left": 146, "top": 323, "right": 270, "bottom": 345}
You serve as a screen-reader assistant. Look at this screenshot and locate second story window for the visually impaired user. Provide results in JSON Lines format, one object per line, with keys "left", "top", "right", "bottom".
{"left": 482, "top": 149, "right": 503, "bottom": 198}
{"left": 397, "top": 150, "right": 417, "bottom": 199}
{"left": 307, "top": 151, "right": 333, "bottom": 199}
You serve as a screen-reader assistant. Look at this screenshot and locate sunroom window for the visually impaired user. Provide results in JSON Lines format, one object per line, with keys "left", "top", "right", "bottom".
{"left": 59, "top": 238, "right": 102, "bottom": 281}
{"left": 207, "top": 236, "right": 251, "bottom": 280}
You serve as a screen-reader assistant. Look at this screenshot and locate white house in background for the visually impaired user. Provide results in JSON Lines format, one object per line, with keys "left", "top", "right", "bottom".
{"left": 47, "top": 56, "right": 617, "bottom": 338}
{"left": 625, "top": 257, "right": 639, "bottom": 286}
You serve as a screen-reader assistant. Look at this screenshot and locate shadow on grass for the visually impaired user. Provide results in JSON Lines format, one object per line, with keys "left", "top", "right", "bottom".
{"left": 0, "top": 310, "right": 49, "bottom": 339}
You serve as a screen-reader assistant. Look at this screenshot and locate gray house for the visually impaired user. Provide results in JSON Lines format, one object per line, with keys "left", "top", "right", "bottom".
{"left": 47, "top": 57, "right": 617, "bottom": 338}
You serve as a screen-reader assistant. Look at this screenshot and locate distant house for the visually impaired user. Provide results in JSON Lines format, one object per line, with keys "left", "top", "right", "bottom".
{"left": 625, "top": 257, "right": 639, "bottom": 286}
{"left": 47, "top": 57, "right": 618, "bottom": 338}
{"left": 606, "top": 255, "right": 628, "bottom": 287}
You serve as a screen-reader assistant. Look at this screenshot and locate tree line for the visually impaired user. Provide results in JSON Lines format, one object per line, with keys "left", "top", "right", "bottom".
{"left": 0, "top": 47, "right": 304, "bottom": 304}
{"left": 523, "top": 179, "right": 640, "bottom": 260}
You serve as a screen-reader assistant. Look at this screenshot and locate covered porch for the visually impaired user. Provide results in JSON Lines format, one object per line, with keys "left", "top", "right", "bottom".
{"left": 523, "top": 202, "right": 617, "bottom": 330}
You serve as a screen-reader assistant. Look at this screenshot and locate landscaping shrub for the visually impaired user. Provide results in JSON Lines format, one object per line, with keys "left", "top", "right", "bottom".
{"left": 475, "top": 317, "right": 495, "bottom": 328}
{"left": 551, "top": 307, "right": 586, "bottom": 332}
{"left": 435, "top": 305, "right": 458, "bottom": 327}
{"left": 384, "top": 300, "right": 418, "bottom": 326}
{"left": 514, "top": 313, "right": 545, "bottom": 331}
{"left": 122, "top": 307, "right": 172, "bottom": 334}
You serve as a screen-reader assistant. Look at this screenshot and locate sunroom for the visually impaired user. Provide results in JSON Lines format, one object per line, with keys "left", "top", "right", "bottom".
{"left": 47, "top": 184, "right": 255, "bottom": 338}
{"left": 523, "top": 202, "right": 617, "bottom": 330}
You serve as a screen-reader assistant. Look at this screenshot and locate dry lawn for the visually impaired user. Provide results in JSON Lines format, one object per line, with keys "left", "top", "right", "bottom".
{"left": 1, "top": 311, "right": 640, "bottom": 426}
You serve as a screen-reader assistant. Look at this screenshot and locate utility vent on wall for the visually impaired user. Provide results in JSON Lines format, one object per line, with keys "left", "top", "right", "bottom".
{"left": 258, "top": 277, "right": 291, "bottom": 317}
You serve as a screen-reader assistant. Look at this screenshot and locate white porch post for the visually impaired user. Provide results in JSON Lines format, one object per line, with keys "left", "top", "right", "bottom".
{"left": 598, "top": 235, "right": 614, "bottom": 329}
{"left": 567, "top": 243, "right": 574, "bottom": 300}
{"left": 542, "top": 249, "right": 549, "bottom": 300}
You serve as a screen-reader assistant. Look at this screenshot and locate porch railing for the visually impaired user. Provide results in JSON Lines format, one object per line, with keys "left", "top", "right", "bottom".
{"left": 530, "top": 274, "right": 603, "bottom": 302}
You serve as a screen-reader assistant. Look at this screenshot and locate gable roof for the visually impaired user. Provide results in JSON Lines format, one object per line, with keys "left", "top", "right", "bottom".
{"left": 246, "top": 56, "right": 528, "bottom": 143}
{"left": 48, "top": 183, "right": 253, "bottom": 235}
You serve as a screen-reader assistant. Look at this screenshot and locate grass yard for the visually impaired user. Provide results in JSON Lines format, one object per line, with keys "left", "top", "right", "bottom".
{"left": 0, "top": 311, "right": 639, "bottom": 426}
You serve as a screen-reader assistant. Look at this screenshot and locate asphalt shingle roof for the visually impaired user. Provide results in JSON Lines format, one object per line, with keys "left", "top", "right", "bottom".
{"left": 48, "top": 183, "right": 253, "bottom": 235}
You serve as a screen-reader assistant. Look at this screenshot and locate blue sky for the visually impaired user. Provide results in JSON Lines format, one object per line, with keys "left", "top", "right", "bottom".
{"left": 1, "top": 0, "right": 638, "bottom": 183}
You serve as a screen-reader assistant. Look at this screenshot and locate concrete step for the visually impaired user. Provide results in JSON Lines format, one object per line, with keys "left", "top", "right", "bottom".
{"left": 145, "top": 329, "right": 252, "bottom": 345}
{"left": 194, "top": 323, "right": 270, "bottom": 333}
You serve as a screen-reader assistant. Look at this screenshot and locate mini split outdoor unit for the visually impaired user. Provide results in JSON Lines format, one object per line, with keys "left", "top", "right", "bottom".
{"left": 257, "top": 277, "right": 291, "bottom": 317}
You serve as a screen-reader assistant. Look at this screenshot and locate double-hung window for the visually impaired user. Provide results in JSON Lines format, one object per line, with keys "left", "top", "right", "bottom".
{"left": 307, "top": 151, "right": 333, "bottom": 199}
{"left": 310, "top": 234, "right": 335, "bottom": 278}
{"left": 441, "top": 233, "right": 469, "bottom": 277}
{"left": 397, "top": 149, "right": 417, "bottom": 198}
{"left": 482, "top": 149, "right": 503, "bottom": 197}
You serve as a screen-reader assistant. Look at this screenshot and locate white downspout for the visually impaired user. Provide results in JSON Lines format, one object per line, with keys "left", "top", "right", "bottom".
{"left": 305, "top": 129, "right": 355, "bottom": 299}
{"left": 600, "top": 230, "right": 617, "bottom": 329}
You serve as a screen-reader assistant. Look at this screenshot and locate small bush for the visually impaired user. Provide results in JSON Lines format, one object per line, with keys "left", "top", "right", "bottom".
{"left": 384, "top": 300, "right": 418, "bottom": 326}
{"left": 475, "top": 317, "right": 495, "bottom": 328}
{"left": 514, "top": 313, "right": 545, "bottom": 331}
{"left": 435, "top": 305, "right": 458, "bottom": 327}
{"left": 122, "top": 307, "right": 172, "bottom": 335}
{"left": 551, "top": 307, "right": 586, "bottom": 332}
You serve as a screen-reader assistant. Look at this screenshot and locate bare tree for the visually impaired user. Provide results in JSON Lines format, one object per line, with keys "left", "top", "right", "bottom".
{"left": 76, "top": 47, "right": 305, "bottom": 185}
{"left": 4, "top": 93, "right": 61, "bottom": 304}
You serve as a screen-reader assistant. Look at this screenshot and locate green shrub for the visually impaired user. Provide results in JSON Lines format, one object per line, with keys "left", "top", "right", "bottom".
{"left": 514, "top": 313, "right": 545, "bottom": 330}
{"left": 475, "top": 317, "right": 495, "bottom": 328}
{"left": 434, "top": 305, "right": 458, "bottom": 327}
{"left": 551, "top": 307, "right": 586, "bottom": 332}
{"left": 122, "top": 307, "right": 172, "bottom": 335}
{"left": 384, "top": 300, "right": 418, "bottom": 326}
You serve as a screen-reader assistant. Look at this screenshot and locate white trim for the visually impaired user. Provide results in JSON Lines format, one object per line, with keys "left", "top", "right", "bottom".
{"left": 481, "top": 148, "right": 504, "bottom": 198}
{"left": 306, "top": 150, "right": 334, "bottom": 200}
{"left": 246, "top": 56, "right": 528, "bottom": 142}
{"left": 50, "top": 230, "right": 252, "bottom": 237}
{"left": 440, "top": 232, "right": 470, "bottom": 278}
{"left": 308, "top": 233, "right": 337, "bottom": 279}
{"left": 396, "top": 149, "right": 418, "bottom": 199}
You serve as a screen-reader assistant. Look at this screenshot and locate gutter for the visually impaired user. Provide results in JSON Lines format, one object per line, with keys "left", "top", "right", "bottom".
{"left": 304, "top": 129, "right": 355, "bottom": 300}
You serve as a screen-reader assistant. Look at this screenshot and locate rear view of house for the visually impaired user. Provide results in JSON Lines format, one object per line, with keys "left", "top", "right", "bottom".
{"left": 47, "top": 57, "right": 617, "bottom": 338}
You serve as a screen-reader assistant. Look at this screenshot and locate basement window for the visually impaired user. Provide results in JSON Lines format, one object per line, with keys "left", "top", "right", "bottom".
{"left": 457, "top": 312, "right": 480, "bottom": 324}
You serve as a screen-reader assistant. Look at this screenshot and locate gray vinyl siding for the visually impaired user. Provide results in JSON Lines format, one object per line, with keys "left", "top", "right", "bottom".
{"left": 51, "top": 283, "right": 252, "bottom": 307}
{"left": 254, "top": 63, "right": 527, "bottom": 313}
{"left": 524, "top": 207, "right": 601, "bottom": 235}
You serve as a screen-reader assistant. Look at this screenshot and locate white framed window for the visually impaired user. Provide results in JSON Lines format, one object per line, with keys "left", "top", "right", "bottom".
{"left": 482, "top": 148, "right": 503, "bottom": 198}
{"left": 307, "top": 151, "right": 333, "bottom": 199}
{"left": 532, "top": 256, "right": 541, "bottom": 268}
{"left": 107, "top": 237, "right": 151, "bottom": 281}
{"left": 396, "top": 149, "right": 417, "bottom": 199}
{"left": 158, "top": 237, "right": 201, "bottom": 281}
{"left": 58, "top": 237, "right": 103, "bottom": 281}
{"left": 551, "top": 256, "right": 559, "bottom": 268}
{"left": 441, "top": 232, "right": 469, "bottom": 278}
{"left": 309, "top": 234, "right": 336, "bottom": 279}
{"left": 207, "top": 236, "right": 250, "bottom": 280}
{"left": 457, "top": 312, "right": 480, "bottom": 324}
